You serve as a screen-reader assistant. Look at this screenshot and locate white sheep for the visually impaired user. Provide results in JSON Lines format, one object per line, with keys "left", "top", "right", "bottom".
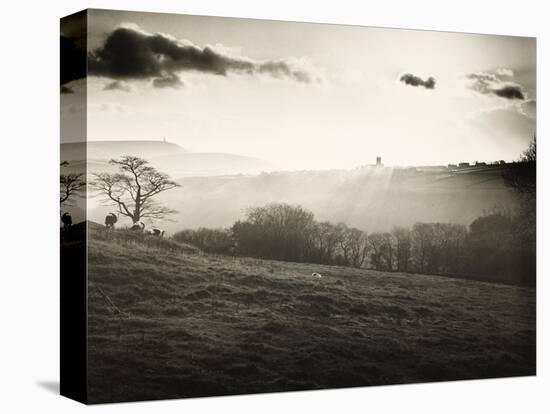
{"left": 146, "top": 227, "right": 165, "bottom": 237}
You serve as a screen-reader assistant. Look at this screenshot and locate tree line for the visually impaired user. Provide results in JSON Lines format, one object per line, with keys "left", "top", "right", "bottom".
{"left": 173, "top": 203, "right": 534, "bottom": 285}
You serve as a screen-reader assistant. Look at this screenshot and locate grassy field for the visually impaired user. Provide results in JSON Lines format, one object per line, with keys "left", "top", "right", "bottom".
{"left": 86, "top": 229, "right": 536, "bottom": 403}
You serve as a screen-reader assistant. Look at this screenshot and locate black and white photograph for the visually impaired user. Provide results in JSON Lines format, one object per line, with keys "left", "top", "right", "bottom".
{"left": 3, "top": 1, "right": 549, "bottom": 413}
{"left": 59, "top": 7, "right": 537, "bottom": 404}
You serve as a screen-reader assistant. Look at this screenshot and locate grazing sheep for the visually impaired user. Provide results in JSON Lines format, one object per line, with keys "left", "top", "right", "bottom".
{"left": 146, "top": 228, "right": 165, "bottom": 237}
{"left": 61, "top": 212, "right": 72, "bottom": 231}
{"left": 312, "top": 272, "right": 323, "bottom": 278}
{"left": 154, "top": 228, "right": 165, "bottom": 237}
{"left": 130, "top": 222, "right": 145, "bottom": 231}
{"left": 104, "top": 212, "right": 118, "bottom": 230}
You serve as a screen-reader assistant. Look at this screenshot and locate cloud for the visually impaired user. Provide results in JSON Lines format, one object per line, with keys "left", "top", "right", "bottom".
{"left": 493, "top": 85, "right": 525, "bottom": 100}
{"left": 399, "top": 73, "right": 436, "bottom": 89}
{"left": 88, "top": 25, "right": 322, "bottom": 87}
{"left": 60, "top": 35, "right": 86, "bottom": 86}
{"left": 496, "top": 68, "right": 514, "bottom": 77}
{"left": 103, "top": 80, "right": 132, "bottom": 92}
{"left": 466, "top": 71, "right": 526, "bottom": 100}
{"left": 466, "top": 72, "right": 498, "bottom": 84}
{"left": 60, "top": 85, "right": 74, "bottom": 94}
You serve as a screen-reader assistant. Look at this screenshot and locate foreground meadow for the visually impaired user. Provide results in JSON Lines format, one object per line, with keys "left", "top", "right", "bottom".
{"left": 84, "top": 228, "right": 535, "bottom": 403}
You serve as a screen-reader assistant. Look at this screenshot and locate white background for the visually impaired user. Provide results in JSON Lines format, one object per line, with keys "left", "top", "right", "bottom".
{"left": 0, "top": 0, "right": 547, "bottom": 412}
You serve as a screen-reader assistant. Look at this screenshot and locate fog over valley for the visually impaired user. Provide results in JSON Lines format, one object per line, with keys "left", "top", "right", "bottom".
{"left": 70, "top": 141, "right": 518, "bottom": 233}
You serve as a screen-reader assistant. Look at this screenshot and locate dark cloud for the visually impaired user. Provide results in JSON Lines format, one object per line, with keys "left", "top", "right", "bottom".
{"left": 399, "top": 73, "right": 436, "bottom": 89}
{"left": 257, "top": 60, "right": 316, "bottom": 83}
{"left": 103, "top": 80, "right": 132, "bottom": 92}
{"left": 60, "top": 85, "right": 74, "bottom": 94}
{"left": 88, "top": 26, "right": 320, "bottom": 86}
{"left": 60, "top": 35, "right": 86, "bottom": 86}
{"left": 493, "top": 85, "right": 525, "bottom": 100}
{"left": 466, "top": 72, "right": 497, "bottom": 95}
{"left": 466, "top": 70, "right": 526, "bottom": 100}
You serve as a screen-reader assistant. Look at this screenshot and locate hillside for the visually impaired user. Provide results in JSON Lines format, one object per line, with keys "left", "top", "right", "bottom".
{"left": 88, "top": 165, "right": 518, "bottom": 233}
{"left": 61, "top": 140, "right": 187, "bottom": 160}
{"left": 86, "top": 229, "right": 535, "bottom": 403}
{"left": 61, "top": 140, "right": 273, "bottom": 177}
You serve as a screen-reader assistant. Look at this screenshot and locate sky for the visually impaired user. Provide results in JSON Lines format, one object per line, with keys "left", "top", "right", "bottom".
{"left": 61, "top": 9, "right": 536, "bottom": 169}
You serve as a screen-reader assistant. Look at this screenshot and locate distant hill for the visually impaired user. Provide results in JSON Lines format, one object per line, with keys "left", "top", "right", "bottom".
{"left": 61, "top": 140, "right": 273, "bottom": 177}
{"left": 61, "top": 140, "right": 188, "bottom": 161}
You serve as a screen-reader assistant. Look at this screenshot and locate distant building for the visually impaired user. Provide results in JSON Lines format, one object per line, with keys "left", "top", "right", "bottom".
{"left": 447, "top": 164, "right": 457, "bottom": 169}
{"left": 475, "top": 161, "right": 487, "bottom": 166}
{"left": 376, "top": 156, "right": 383, "bottom": 167}
{"left": 458, "top": 162, "right": 470, "bottom": 168}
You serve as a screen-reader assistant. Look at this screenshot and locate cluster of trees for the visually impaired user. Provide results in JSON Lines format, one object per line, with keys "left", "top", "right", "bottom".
{"left": 368, "top": 223, "right": 467, "bottom": 274}
{"left": 175, "top": 205, "right": 533, "bottom": 284}
{"left": 175, "top": 204, "right": 370, "bottom": 267}
{"left": 232, "top": 204, "right": 370, "bottom": 266}
{"left": 500, "top": 137, "right": 536, "bottom": 284}
{"left": 173, "top": 227, "right": 233, "bottom": 255}
{"left": 365, "top": 214, "right": 535, "bottom": 284}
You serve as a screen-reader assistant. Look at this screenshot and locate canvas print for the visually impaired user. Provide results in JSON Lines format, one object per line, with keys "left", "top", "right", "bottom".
{"left": 60, "top": 9, "right": 536, "bottom": 404}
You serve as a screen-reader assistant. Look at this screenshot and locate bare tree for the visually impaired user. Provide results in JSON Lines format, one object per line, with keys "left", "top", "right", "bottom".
{"left": 60, "top": 162, "right": 85, "bottom": 205}
{"left": 411, "top": 223, "right": 433, "bottom": 273}
{"left": 500, "top": 138, "right": 536, "bottom": 282}
{"left": 392, "top": 227, "right": 411, "bottom": 272}
{"left": 326, "top": 222, "right": 345, "bottom": 263}
{"left": 382, "top": 232, "right": 394, "bottom": 271}
{"left": 522, "top": 137, "right": 536, "bottom": 163}
{"left": 502, "top": 136, "right": 536, "bottom": 196}
{"left": 338, "top": 224, "right": 353, "bottom": 265}
{"left": 348, "top": 228, "right": 369, "bottom": 268}
{"left": 502, "top": 137, "right": 536, "bottom": 244}
{"left": 313, "top": 221, "right": 332, "bottom": 263}
{"left": 91, "top": 156, "right": 179, "bottom": 223}
{"left": 368, "top": 232, "right": 392, "bottom": 271}
{"left": 241, "top": 203, "right": 316, "bottom": 262}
